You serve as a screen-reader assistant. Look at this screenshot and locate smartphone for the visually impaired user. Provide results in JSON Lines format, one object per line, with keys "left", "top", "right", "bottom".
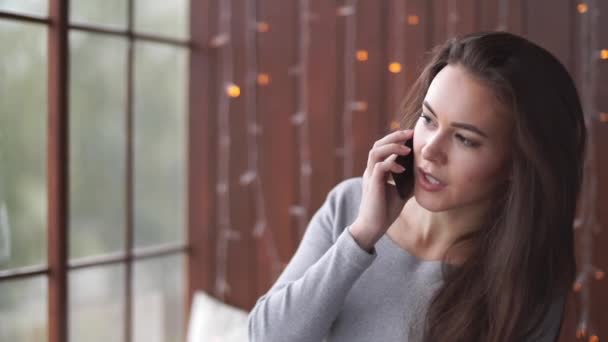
{"left": 388, "top": 137, "right": 414, "bottom": 200}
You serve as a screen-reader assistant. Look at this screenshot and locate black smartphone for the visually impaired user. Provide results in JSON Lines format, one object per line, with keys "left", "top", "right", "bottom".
{"left": 389, "top": 137, "right": 414, "bottom": 200}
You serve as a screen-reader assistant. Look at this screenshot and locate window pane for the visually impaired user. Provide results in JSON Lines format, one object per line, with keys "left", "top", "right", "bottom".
{"left": 133, "top": 254, "right": 185, "bottom": 342}
{"left": 69, "top": 264, "right": 125, "bottom": 342}
{"left": 134, "top": 0, "right": 189, "bottom": 40}
{"left": 70, "top": 0, "right": 127, "bottom": 29}
{"left": 0, "top": 276, "right": 48, "bottom": 341}
{"left": 133, "top": 42, "right": 187, "bottom": 248}
{"left": 69, "top": 31, "right": 127, "bottom": 259}
{"left": 0, "top": 0, "right": 47, "bottom": 17}
{"left": 0, "top": 21, "right": 47, "bottom": 271}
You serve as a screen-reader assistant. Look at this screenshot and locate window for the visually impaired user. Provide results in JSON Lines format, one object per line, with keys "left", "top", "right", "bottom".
{"left": 0, "top": 1, "right": 197, "bottom": 341}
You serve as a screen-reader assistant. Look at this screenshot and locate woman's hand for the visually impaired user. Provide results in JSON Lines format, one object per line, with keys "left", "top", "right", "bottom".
{"left": 350, "top": 129, "right": 414, "bottom": 252}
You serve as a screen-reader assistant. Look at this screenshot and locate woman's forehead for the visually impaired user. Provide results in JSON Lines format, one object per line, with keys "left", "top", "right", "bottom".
{"left": 425, "top": 65, "right": 513, "bottom": 137}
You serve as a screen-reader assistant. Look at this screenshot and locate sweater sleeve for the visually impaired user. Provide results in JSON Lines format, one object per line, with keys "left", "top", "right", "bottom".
{"left": 247, "top": 180, "right": 377, "bottom": 342}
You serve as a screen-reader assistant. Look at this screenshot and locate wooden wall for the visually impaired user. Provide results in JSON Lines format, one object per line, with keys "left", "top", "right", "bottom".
{"left": 196, "top": 0, "right": 608, "bottom": 340}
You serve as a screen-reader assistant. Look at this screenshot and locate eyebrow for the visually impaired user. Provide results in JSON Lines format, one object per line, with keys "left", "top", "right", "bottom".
{"left": 423, "top": 101, "right": 489, "bottom": 138}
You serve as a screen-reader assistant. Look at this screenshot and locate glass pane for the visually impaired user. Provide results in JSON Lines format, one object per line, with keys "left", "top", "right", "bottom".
{"left": 0, "top": 21, "right": 47, "bottom": 271}
{"left": 69, "top": 264, "right": 125, "bottom": 342}
{"left": 0, "top": 0, "right": 47, "bottom": 17}
{"left": 0, "top": 276, "right": 48, "bottom": 341}
{"left": 133, "top": 42, "right": 187, "bottom": 248}
{"left": 133, "top": 254, "right": 185, "bottom": 342}
{"left": 134, "top": 0, "right": 189, "bottom": 40}
{"left": 69, "top": 31, "right": 127, "bottom": 259}
{"left": 70, "top": 0, "right": 127, "bottom": 29}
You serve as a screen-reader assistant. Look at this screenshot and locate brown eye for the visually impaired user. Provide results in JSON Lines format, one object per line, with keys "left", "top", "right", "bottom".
{"left": 456, "top": 134, "right": 478, "bottom": 148}
{"left": 420, "top": 113, "right": 432, "bottom": 124}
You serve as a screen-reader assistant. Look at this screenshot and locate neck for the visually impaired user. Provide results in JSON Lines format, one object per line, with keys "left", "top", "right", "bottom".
{"left": 398, "top": 197, "right": 491, "bottom": 263}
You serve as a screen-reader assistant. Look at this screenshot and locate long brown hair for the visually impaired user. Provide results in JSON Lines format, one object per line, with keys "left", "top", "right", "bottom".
{"left": 398, "top": 31, "right": 586, "bottom": 341}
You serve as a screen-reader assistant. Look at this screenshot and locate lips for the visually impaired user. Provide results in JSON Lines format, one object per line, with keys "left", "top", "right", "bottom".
{"left": 417, "top": 167, "right": 446, "bottom": 185}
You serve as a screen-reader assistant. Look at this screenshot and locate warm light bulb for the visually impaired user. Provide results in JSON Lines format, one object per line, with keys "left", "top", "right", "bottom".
{"left": 573, "top": 281, "right": 582, "bottom": 292}
{"left": 257, "top": 73, "right": 271, "bottom": 86}
{"left": 601, "top": 49, "right": 608, "bottom": 59}
{"left": 356, "top": 50, "right": 369, "bottom": 61}
{"left": 390, "top": 121, "right": 401, "bottom": 130}
{"left": 595, "top": 270, "right": 605, "bottom": 279}
{"left": 577, "top": 3, "right": 588, "bottom": 13}
{"left": 589, "top": 335, "right": 599, "bottom": 342}
{"left": 407, "top": 15, "right": 420, "bottom": 25}
{"left": 389, "top": 62, "right": 402, "bottom": 73}
{"left": 576, "top": 328, "right": 587, "bottom": 338}
{"left": 352, "top": 101, "right": 368, "bottom": 111}
{"left": 257, "top": 22, "right": 270, "bottom": 33}
{"left": 227, "top": 84, "right": 241, "bottom": 98}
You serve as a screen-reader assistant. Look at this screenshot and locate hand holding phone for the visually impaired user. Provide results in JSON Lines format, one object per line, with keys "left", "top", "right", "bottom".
{"left": 350, "top": 129, "right": 413, "bottom": 252}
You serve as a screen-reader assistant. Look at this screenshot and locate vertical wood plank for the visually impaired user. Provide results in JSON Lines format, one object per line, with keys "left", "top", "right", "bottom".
{"left": 404, "top": 0, "right": 431, "bottom": 110}
{"left": 187, "top": 0, "right": 216, "bottom": 315}
{"left": 354, "top": 0, "right": 387, "bottom": 170}
{"left": 385, "top": 0, "right": 407, "bottom": 127}
{"left": 225, "top": 0, "right": 255, "bottom": 309}
{"left": 308, "top": 2, "right": 340, "bottom": 210}
{"left": 48, "top": 1, "right": 69, "bottom": 342}
{"left": 256, "top": 0, "right": 298, "bottom": 292}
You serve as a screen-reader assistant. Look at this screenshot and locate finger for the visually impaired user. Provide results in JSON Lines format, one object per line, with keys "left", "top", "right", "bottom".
{"left": 371, "top": 154, "right": 403, "bottom": 182}
{"left": 372, "top": 129, "right": 414, "bottom": 149}
{"left": 367, "top": 142, "right": 411, "bottom": 169}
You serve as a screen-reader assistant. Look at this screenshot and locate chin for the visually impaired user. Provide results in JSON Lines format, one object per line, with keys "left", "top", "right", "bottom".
{"left": 413, "top": 187, "right": 451, "bottom": 212}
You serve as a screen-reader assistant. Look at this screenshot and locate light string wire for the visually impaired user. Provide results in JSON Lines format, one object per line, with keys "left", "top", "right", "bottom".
{"left": 242, "top": 0, "right": 285, "bottom": 282}
{"left": 574, "top": 0, "right": 604, "bottom": 340}
{"left": 337, "top": 0, "right": 358, "bottom": 180}
{"left": 212, "top": 0, "right": 239, "bottom": 301}
{"left": 289, "top": 0, "right": 314, "bottom": 239}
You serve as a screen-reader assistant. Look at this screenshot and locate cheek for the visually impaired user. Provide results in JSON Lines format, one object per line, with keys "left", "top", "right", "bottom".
{"left": 458, "top": 156, "right": 507, "bottom": 186}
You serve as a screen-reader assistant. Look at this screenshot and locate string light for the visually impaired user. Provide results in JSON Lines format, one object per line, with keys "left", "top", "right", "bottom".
{"left": 213, "top": 0, "right": 236, "bottom": 300}
{"left": 577, "top": 3, "right": 588, "bottom": 13}
{"left": 356, "top": 49, "right": 368, "bottom": 61}
{"left": 351, "top": 101, "right": 368, "bottom": 112}
{"left": 407, "top": 15, "right": 419, "bottom": 26}
{"left": 244, "top": 0, "right": 284, "bottom": 284}
{"left": 389, "top": 0, "right": 406, "bottom": 129}
{"left": 600, "top": 49, "right": 608, "bottom": 59}
{"left": 291, "top": 0, "right": 314, "bottom": 239}
{"left": 574, "top": 0, "right": 604, "bottom": 339}
{"left": 340, "top": 0, "right": 359, "bottom": 180}
{"left": 226, "top": 83, "right": 240, "bottom": 98}
{"left": 256, "top": 21, "right": 270, "bottom": 33}
{"left": 388, "top": 62, "right": 402, "bottom": 73}
{"left": 256, "top": 73, "right": 270, "bottom": 86}
{"left": 336, "top": 5, "right": 354, "bottom": 17}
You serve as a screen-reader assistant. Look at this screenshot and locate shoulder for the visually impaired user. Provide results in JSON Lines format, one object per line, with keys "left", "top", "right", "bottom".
{"left": 328, "top": 177, "right": 363, "bottom": 201}
{"left": 325, "top": 177, "right": 363, "bottom": 214}
{"left": 319, "top": 177, "right": 363, "bottom": 240}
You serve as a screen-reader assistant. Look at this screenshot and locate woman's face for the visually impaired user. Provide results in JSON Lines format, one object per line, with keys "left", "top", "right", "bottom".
{"left": 413, "top": 63, "right": 513, "bottom": 212}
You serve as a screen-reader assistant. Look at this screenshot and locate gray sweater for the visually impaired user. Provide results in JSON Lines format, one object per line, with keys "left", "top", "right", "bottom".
{"left": 247, "top": 177, "right": 565, "bottom": 342}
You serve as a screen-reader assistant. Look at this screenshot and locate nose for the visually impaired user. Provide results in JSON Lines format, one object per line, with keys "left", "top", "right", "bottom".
{"left": 420, "top": 132, "right": 447, "bottom": 165}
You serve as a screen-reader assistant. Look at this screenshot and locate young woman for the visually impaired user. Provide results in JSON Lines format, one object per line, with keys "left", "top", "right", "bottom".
{"left": 248, "top": 31, "right": 586, "bottom": 342}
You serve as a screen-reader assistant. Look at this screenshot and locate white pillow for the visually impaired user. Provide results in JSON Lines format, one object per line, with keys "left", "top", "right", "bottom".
{"left": 187, "top": 291, "right": 249, "bottom": 342}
